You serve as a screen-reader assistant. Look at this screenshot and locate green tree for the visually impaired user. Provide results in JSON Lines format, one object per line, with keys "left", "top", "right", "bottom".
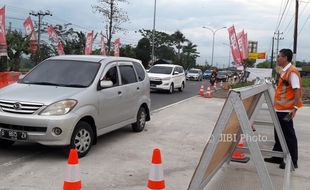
{"left": 157, "top": 45, "right": 175, "bottom": 61}
{"left": 93, "top": 0, "right": 129, "bottom": 54}
{"left": 171, "top": 30, "right": 186, "bottom": 61}
{"left": 182, "top": 41, "right": 199, "bottom": 69}
{"left": 0, "top": 56, "right": 8, "bottom": 72}
{"left": 135, "top": 38, "right": 151, "bottom": 68}
{"left": 6, "top": 30, "right": 31, "bottom": 71}
{"left": 61, "top": 31, "right": 86, "bottom": 55}
{"left": 243, "top": 58, "right": 256, "bottom": 68}
{"left": 139, "top": 29, "right": 173, "bottom": 58}
{"left": 256, "top": 61, "right": 271, "bottom": 68}
{"left": 296, "top": 60, "right": 309, "bottom": 67}
{"left": 29, "top": 43, "right": 53, "bottom": 67}
{"left": 120, "top": 44, "right": 136, "bottom": 58}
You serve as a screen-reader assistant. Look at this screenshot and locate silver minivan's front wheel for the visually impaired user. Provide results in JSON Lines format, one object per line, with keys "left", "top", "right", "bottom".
{"left": 178, "top": 82, "right": 184, "bottom": 92}
{"left": 132, "top": 107, "right": 147, "bottom": 132}
{"left": 168, "top": 83, "right": 174, "bottom": 94}
{"left": 69, "top": 121, "right": 94, "bottom": 158}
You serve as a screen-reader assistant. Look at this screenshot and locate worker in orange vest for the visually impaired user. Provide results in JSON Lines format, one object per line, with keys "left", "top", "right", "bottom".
{"left": 264, "top": 49, "right": 303, "bottom": 169}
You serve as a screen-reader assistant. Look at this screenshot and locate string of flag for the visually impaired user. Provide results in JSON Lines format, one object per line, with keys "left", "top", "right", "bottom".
{"left": 0, "top": 6, "right": 121, "bottom": 57}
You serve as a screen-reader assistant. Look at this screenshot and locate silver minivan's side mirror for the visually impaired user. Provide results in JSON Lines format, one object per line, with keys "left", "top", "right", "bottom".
{"left": 174, "top": 71, "right": 179, "bottom": 75}
{"left": 100, "top": 80, "right": 113, "bottom": 89}
{"left": 19, "top": 74, "right": 25, "bottom": 80}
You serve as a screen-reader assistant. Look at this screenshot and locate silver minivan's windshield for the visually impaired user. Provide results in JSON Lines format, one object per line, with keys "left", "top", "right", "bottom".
{"left": 148, "top": 66, "right": 173, "bottom": 74}
{"left": 21, "top": 60, "right": 101, "bottom": 88}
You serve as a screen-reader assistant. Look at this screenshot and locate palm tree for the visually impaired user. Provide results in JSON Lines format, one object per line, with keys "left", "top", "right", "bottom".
{"left": 171, "top": 30, "right": 186, "bottom": 61}
{"left": 182, "top": 41, "right": 200, "bottom": 69}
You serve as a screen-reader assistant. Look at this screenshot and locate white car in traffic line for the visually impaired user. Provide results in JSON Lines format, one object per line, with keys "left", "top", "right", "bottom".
{"left": 186, "top": 68, "right": 203, "bottom": 81}
{"left": 147, "top": 64, "right": 186, "bottom": 94}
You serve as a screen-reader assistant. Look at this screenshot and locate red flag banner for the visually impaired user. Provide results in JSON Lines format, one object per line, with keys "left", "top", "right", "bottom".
{"left": 57, "top": 40, "right": 65, "bottom": 55}
{"left": 237, "top": 31, "right": 244, "bottom": 60}
{"left": 238, "top": 30, "right": 248, "bottom": 59}
{"left": 23, "top": 17, "right": 37, "bottom": 53}
{"left": 0, "top": 6, "right": 7, "bottom": 56}
{"left": 84, "top": 32, "right": 93, "bottom": 55}
{"left": 47, "top": 25, "right": 58, "bottom": 42}
{"left": 244, "top": 33, "right": 249, "bottom": 59}
{"left": 114, "top": 38, "right": 120, "bottom": 57}
{"left": 23, "top": 17, "right": 37, "bottom": 41}
{"left": 100, "top": 36, "right": 107, "bottom": 56}
{"left": 228, "top": 25, "right": 243, "bottom": 65}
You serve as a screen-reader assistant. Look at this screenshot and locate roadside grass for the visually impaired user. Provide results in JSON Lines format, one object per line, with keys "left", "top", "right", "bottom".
{"left": 231, "top": 81, "right": 254, "bottom": 89}
{"left": 302, "top": 77, "right": 310, "bottom": 87}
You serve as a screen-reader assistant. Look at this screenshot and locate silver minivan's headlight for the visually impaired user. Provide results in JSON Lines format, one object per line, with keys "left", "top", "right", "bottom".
{"left": 40, "top": 100, "right": 77, "bottom": 116}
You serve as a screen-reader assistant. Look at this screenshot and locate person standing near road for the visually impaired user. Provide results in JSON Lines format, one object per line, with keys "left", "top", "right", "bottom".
{"left": 264, "top": 48, "right": 303, "bottom": 169}
{"left": 210, "top": 68, "right": 218, "bottom": 90}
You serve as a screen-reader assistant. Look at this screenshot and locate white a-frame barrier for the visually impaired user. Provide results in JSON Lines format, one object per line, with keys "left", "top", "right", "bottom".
{"left": 188, "top": 83, "right": 293, "bottom": 190}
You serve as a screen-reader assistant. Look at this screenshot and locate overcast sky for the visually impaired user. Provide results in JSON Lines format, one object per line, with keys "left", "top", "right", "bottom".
{"left": 2, "top": 0, "right": 310, "bottom": 67}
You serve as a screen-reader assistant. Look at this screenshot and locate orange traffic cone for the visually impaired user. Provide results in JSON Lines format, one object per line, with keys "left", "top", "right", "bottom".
{"left": 199, "top": 84, "right": 205, "bottom": 96}
{"left": 213, "top": 81, "right": 217, "bottom": 91}
{"left": 231, "top": 138, "right": 250, "bottom": 163}
{"left": 63, "top": 149, "right": 82, "bottom": 190}
{"left": 205, "top": 86, "right": 211, "bottom": 98}
{"left": 147, "top": 148, "right": 165, "bottom": 190}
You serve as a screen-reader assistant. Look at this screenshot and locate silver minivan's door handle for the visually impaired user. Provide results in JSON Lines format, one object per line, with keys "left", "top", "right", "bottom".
{"left": 137, "top": 87, "right": 140, "bottom": 90}
{"left": 118, "top": 91, "right": 122, "bottom": 95}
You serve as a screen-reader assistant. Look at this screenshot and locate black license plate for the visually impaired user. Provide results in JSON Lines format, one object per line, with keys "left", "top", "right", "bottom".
{"left": 0, "top": 128, "right": 28, "bottom": 141}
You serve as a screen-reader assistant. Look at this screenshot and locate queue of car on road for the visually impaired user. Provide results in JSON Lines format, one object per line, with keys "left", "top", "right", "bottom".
{"left": 0, "top": 56, "right": 242, "bottom": 158}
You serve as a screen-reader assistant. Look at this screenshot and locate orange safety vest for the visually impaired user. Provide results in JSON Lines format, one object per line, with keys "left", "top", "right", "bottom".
{"left": 274, "top": 65, "right": 303, "bottom": 110}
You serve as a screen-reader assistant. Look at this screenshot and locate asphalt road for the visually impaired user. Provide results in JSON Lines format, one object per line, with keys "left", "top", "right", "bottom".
{"left": 150, "top": 80, "right": 209, "bottom": 111}
{"left": 0, "top": 80, "right": 208, "bottom": 167}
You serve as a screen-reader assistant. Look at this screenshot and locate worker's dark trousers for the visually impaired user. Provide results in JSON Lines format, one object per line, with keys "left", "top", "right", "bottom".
{"left": 273, "top": 112, "right": 298, "bottom": 165}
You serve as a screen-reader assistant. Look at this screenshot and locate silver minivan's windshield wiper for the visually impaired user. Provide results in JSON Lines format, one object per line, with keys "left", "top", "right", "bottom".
{"left": 23, "top": 81, "right": 87, "bottom": 88}
{"left": 23, "top": 81, "right": 61, "bottom": 86}
{"left": 58, "top": 84, "right": 87, "bottom": 88}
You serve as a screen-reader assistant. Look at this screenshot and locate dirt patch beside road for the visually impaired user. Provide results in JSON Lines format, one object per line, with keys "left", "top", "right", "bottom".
{"left": 302, "top": 87, "right": 310, "bottom": 105}
{"left": 211, "top": 88, "right": 229, "bottom": 99}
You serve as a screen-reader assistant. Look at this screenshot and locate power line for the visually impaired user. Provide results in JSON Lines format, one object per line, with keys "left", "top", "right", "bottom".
{"left": 282, "top": 14, "right": 294, "bottom": 35}
{"left": 283, "top": 0, "right": 309, "bottom": 37}
{"left": 6, "top": 16, "right": 25, "bottom": 21}
{"left": 299, "top": 0, "right": 310, "bottom": 35}
{"left": 5, "top": 4, "right": 101, "bottom": 34}
{"left": 299, "top": 13, "right": 310, "bottom": 35}
{"left": 275, "top": 0, "right": 290, "bottom": 32}
{"left": 280, "top": 0, "right": 293, "bottom": 31}
{"left": 275, "top": 0, "right": 286, "bottom": 30}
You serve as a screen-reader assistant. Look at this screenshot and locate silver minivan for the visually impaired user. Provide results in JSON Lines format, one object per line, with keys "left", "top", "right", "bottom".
{"left": 0, "top": 55, "right": 151, "bottom": 157}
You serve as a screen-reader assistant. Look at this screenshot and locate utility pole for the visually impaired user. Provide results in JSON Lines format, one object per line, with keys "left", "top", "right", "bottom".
{"left": 274, "top": 30, "right": 284, "bottom": 55}
{"left": 8, "top": 22, "right": 12, "bottom": 33}
{"left": 293, "top": 0, "right": 299, "bottom": 65}
{"left": 29, "top": 10, "right": 52, "bottom": 58}
{"left": 271, "top": 37, "right": 275, "bottom": 76}
{"left": 151, "top": 0, "right": 157, "bottom": 65}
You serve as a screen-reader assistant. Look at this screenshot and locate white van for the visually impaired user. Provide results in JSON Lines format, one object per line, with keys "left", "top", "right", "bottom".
{"left": 147, "top": 64, "right": 186, "bottom": 94}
